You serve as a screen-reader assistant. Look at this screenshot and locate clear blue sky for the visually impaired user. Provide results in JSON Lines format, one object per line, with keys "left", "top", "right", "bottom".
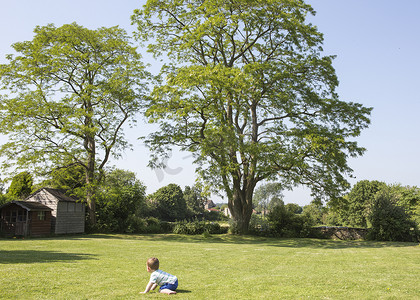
{"left": 1, "top": 0, "right": 419, "bottom": 205}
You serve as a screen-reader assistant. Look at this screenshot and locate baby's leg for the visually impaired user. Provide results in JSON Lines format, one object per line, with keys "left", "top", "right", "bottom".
{"left": 160, "top": 289, "right": 177, "bottom": 295}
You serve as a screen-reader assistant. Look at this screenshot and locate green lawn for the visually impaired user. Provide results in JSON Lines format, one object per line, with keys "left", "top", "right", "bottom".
{"left": 0, "top": 234, "right": 419, "bottom": 299}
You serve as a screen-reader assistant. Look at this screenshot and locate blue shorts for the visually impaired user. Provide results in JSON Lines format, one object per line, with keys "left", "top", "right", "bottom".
{"left": 160, "top": 279, "right": 178, "bottom": 291}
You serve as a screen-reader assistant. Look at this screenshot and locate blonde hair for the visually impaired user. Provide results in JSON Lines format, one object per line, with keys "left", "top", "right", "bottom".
{"left": 147, "top": 257, "right": 159, "bottom": 270}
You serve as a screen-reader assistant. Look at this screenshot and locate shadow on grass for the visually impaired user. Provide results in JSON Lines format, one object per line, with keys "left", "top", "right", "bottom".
{"left": 60, "top": 233, "right": 419, "bottom": 249}
{"left": 0, "top": 250, "right": 97, "bottom": 264}
{"left": 176, "top": 289, "right": 192, "bottom": 294}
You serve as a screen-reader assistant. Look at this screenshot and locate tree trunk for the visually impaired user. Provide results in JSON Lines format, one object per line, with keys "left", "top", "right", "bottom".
{"left": 85, "top": 126, "right": 97, "bottom": 226}
{"left": 229, "top": 188, "right": 254, "bottom": 234}
{"left": 86, "top": 185, "right": 96, "bottom": 225}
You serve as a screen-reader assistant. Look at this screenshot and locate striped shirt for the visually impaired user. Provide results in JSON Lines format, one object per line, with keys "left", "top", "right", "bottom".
{"left": 150, "top": 269, "right": 177, "bottom": 286}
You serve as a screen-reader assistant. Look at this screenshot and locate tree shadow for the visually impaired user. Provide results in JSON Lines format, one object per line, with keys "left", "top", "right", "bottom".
{"left": 0, "top": 250, "right": 97, "bottom": 264}
{"left": 64, "top": 233, "right": 419, "bottom": 249}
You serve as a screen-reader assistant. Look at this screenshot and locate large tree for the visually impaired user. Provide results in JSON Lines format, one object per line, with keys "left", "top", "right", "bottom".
{"left": 132, "top": 0, "right": 372, "bottom": 233}
{"left": 0, "top": 23, "right": 150, "bottom": 224}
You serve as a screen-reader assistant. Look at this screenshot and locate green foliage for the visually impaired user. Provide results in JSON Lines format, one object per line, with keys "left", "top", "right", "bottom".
{"left": 0, "top": 180, "right": 7, "bottom": 205}
{"left": 339, "top": 180, "right": 387, "bottom": 227}
{"left": 148, "top": 184, "right": 187, "bottom": 221}
{"left": 173, "top": 219, "right": 226, "bottom": 235}
{"left": 40, "top": 164, "right": 86, "bottom": 199}
{"left": 267, "top": 203, "right": 315, "bottom": 238}
{"left": 0, "top": 193, "right": 7, "bottom": 206}
{"left": 95, "top": 169, "right": 147, "bottom": 233}
{"left": 183, "top": 185, "right": 206, "bottom": 216}
{"left": 327, "top": 181, "right": 420, "bottom": 237}
{"left": 203, "top": 210, "right": 226, "bottom": 221}
{"left": 6, "top": 171, "right": 33, "bottom": 200}
{"left": 124, "top": 216, "right": 173, "bottom": 234}
{"left": 285, "top": 203, "right": 303, "bottom": 214}
{"left": 248, "top": 214, "right": 271, "bottom": 236}
{"left": 323, "top": 208, "right": 344, "bottom": 226}
{"left": 302, "top": 201, "right": 326, "bottom": 225}
{"left": 0, "top": 23, "right": 150, "bottom": 224}
{"left": 367, "top": 188, "right": 418, "bottom": 242}
{"left": 132, "top": 0, "right": 372, "bottom": 234}
{"left": 390, "top": 184, "right": 420, "bottom": 225}
{"left": 253, "top": 183, "right": 284, "bottom": 213}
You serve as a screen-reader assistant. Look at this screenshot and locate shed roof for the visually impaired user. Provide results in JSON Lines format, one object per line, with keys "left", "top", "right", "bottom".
{"left": 0, "top": 201, "right": 53, "bottom": 211}
{"left": 27, "top": 187, "right": 79, "bottom": 202}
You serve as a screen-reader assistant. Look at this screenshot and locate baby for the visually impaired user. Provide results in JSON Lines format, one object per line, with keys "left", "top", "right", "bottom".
{"left": 140, "top": 257, "right": 178, "bottom": 295}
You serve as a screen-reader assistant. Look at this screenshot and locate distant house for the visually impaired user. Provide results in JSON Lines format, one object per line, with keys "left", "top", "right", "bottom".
{"left": 204, "top": 199, "right": 216, "bottom": 211}
{"left": 26, "top": 188, "right": 85, "bottom": 234}
{"left": 0, "top": 201, "right": 53, "bottom": 236}
{"left": 223, "top": 207, "right": 232, "bottom": 218}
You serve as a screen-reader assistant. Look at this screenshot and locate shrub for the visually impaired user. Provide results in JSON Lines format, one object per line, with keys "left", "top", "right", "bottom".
{"left": 122, "top": 216, "right": 173, "bottom": 234}
{"left": 248, "top": 214, "right": 271, "bottom": 236}
{"left": 143, "top": 217, "right": 164, "bottom": 233}
{"left": 126, "top": 215, "right": 147, "bottom": 233}
{"left": 203, "top": 210, "right": 226, "bottom": 221}
{"left": 228, "top": 219, "right": 241, "bottom": 235}
{"left": 267, "top": 204, "right": 314, "bottom": 238}
{"left": 173, "top": 219, "right": 226, "bottom": 235}
{"left": 367, "top": 189, "right": 419, "bottom": 242}
{"left": 343, "top": 180, "right": 387, "bottom": 227}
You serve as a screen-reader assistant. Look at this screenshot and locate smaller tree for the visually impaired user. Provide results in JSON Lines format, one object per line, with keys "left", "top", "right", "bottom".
{"left": 95, "top": 169, "right": 147, "bottom": 232}
{"left": 41, "top": 165, "right": 86, "bottom": 198}
{"left": 149, "top": 184, "right": 187, "bottom": 222}
{"left": 302, "top": 202, "right": 325, "bottom": 225}
{"left": 7, "top": 171, "right": 33, "bottom": 200}
{"left": 343, "top": 180, "right": 386, "bottom": 227}
{"left": 183, "top": 185, "right": 206, "bottom": 217}
{"left": 0, "top": 179, "right": 7, "bottom": 205}
{"left": 253, "top": 183, "right": 283, "bottom": 215}
{"left": 285, "top": 203, "right": 303, "bottom": 214}
{"left": 368, "top": 188, "right": 418, "bottom": 242}
{"left": 267, "top": 200, "right": 314, "bottom": 238}
{"left": 390, "top": 184, "right": 420, "bottom": 225}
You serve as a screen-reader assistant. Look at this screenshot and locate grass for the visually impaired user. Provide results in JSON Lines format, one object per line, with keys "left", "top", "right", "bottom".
{"left": 0, "top": 234, "right": 419, "bottom": 299}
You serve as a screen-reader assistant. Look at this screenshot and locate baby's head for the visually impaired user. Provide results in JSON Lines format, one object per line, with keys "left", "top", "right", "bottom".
{"left": 147, "top": 257, "right": 159, "bottom": 272}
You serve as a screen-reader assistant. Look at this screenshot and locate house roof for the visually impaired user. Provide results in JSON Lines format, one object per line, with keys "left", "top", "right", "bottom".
{"left": 26, "top": 187, "right": 79, "bottom": 203}
{"left": 0, "top": 201, "right": 53, "bottom": 211}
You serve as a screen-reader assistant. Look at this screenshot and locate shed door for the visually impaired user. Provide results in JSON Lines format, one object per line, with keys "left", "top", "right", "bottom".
{"left": 15, "top": 222, "right": 26, "bottom": 235}
{"left": 15, "top": 210, "right": 27, "bottom": 235}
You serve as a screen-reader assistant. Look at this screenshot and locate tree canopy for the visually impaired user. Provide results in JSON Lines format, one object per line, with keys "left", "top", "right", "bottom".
{"left": 132, "top": 0, "right": 372, "bottom": 233}
{"left": 0, "top": 23, "right": 150, "bottom": 223}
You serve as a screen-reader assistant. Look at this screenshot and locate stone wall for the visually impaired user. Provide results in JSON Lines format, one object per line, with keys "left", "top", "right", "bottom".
{"left": 316, "top": 226, "right": 369, "bottom": 240}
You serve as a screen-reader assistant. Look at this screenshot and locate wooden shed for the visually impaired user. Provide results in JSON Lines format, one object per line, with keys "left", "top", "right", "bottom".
{"left": 0, "top": 201, "right": 52, "bottom": 237}
{"left": 26, "top": 188, "right": 85, "bottom": 234}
